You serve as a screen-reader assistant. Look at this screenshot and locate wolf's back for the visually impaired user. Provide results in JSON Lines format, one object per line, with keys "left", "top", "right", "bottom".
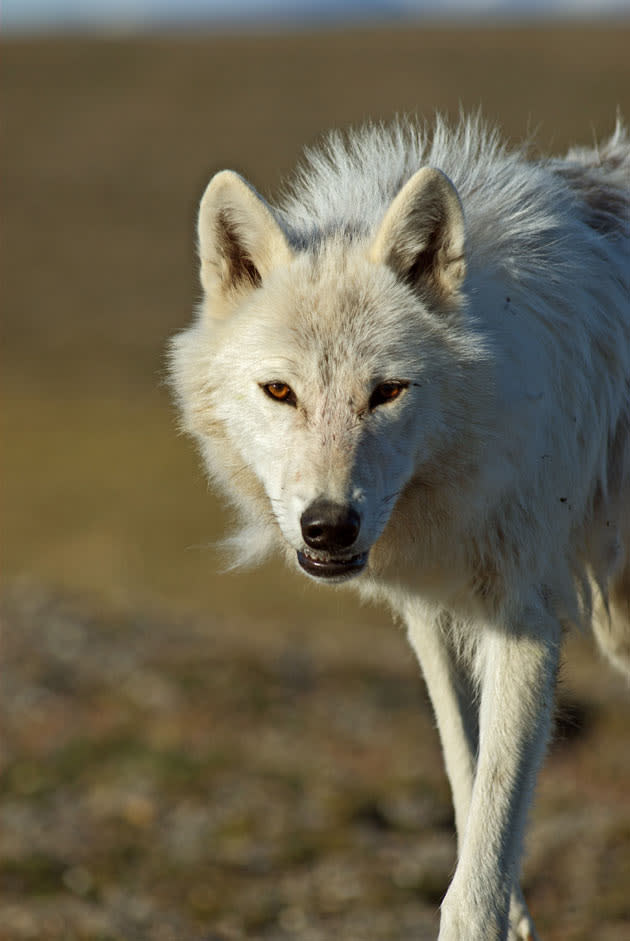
{"left": 553, "top": 121, "right": 630, "bottom": 240}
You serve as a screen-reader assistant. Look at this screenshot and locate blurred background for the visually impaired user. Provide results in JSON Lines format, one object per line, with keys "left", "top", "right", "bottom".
{"left": 2, "top": 3, "right": 630, "bottom": 940}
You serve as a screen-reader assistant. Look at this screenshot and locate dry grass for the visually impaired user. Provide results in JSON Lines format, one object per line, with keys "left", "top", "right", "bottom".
{"left": 1, "top": 26, "right": 630, "bottom": 940}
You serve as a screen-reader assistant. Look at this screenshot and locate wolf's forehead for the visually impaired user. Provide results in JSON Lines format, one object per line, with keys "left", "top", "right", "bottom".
{"left": 250, "top": 245, "right": 421, "bottom": 377}
{"left": 287, "top": 259, "right": 394, "bottom": 345}
{"left": 287, "top": 305, "right": 390, "bottom": 384}
{"left": 300, "top": 331, "right": 373, "bottom": 386}
{"left": 248, "top": 309, "right": 394, "bottom": 390}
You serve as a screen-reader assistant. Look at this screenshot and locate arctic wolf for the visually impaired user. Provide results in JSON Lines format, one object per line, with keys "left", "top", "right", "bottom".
{"left": 170, "top": 116, "right": 630, "bottom": 940}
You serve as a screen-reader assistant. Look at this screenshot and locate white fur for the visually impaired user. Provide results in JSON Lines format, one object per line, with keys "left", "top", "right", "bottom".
{"left": 170, "top": 115, "right": 630, "bottom": 940}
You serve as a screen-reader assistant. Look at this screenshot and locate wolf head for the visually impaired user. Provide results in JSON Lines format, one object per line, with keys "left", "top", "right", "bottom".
{"left": 170, "top": 165, "right": 488, "bottom": 583}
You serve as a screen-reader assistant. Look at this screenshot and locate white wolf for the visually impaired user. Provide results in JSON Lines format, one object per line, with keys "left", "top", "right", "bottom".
{"left": 170, "top": 115, "right": 630, "bottom": 940}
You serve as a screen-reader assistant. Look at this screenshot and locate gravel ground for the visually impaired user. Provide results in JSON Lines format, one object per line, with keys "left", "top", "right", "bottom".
{"left": 1, "top": 584, "right": 629, "bottom": 941}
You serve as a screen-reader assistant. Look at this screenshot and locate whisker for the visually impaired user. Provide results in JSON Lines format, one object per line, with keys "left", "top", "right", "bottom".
{"left": 382, "top": 489, "right": 403, "bottom": 504}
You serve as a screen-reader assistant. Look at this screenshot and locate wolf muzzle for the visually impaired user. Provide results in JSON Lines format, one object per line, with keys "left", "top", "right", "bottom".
{"left": 297, "top": 499, "right": 367, "bottom": 579}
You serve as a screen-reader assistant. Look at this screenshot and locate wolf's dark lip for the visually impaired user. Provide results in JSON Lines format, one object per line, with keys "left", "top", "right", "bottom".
{"left": 297, "top": 549, "right": 367, "bottom": 579}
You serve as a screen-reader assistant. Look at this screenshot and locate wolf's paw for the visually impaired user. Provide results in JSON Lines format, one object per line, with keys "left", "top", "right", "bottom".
{"left": 439, "top": 882, "right": 539, "bottom": 940}
{"left": 508, "top": 887, "right": 540, "bottom": 941}
{"left": 508, "top": 918, "right": 540, "bottom": 941}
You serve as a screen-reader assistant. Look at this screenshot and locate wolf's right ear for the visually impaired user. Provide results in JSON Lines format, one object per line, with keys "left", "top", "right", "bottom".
{"left": 197, "top": 171, "right": 292, "bottom": 308}
{"left": 369, "top": 167, "right": 466, "bottom": 301}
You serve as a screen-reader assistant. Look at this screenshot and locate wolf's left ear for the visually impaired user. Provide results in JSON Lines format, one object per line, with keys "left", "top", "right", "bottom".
{"left": 369, "top": 167, "right": 466, "bottom": 300}
{"left": 197, "top": 170, "right": 292, "bottom": 307}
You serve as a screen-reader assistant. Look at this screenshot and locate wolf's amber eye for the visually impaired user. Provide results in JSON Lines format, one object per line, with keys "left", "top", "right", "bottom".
{"left": 261, "top": 382, "right": 297, "bottom": 406}
{"left": 369, "top": 381, "right": 408, "bottom": 409}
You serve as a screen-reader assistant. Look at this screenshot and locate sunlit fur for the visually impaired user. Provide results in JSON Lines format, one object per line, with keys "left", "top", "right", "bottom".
{"left": 170, "top": 115, "right": 630, "bottom": 940}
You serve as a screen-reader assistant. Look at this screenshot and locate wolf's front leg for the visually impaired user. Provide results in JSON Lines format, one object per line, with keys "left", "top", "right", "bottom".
{"left": 437, "top": 602, "right": 560, "bottom": 941}
{"left": 406, "top": 606, "right": 540, "bottom": 940}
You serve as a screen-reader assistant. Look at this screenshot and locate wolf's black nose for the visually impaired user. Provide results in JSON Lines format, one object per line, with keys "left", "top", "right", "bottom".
{"left": 301, "top": 500, "right": 361, "bottom": 552}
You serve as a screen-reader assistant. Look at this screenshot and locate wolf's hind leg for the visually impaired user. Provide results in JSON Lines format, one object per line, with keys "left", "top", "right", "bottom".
{"left": 509, "top": 884, "right": 540, "bottom": 940}
{"left": 594, "top": 557, "right": 630, "bottom": 678}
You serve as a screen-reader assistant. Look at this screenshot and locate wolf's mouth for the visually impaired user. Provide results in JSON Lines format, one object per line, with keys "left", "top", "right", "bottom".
{"left": 297, "top": 549, "right": 368, "bottom": 580}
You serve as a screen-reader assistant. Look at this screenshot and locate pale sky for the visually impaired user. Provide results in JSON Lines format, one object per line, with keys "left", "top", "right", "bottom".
{"left": 3, "top": 0, "right": 629, "bottom": 30}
